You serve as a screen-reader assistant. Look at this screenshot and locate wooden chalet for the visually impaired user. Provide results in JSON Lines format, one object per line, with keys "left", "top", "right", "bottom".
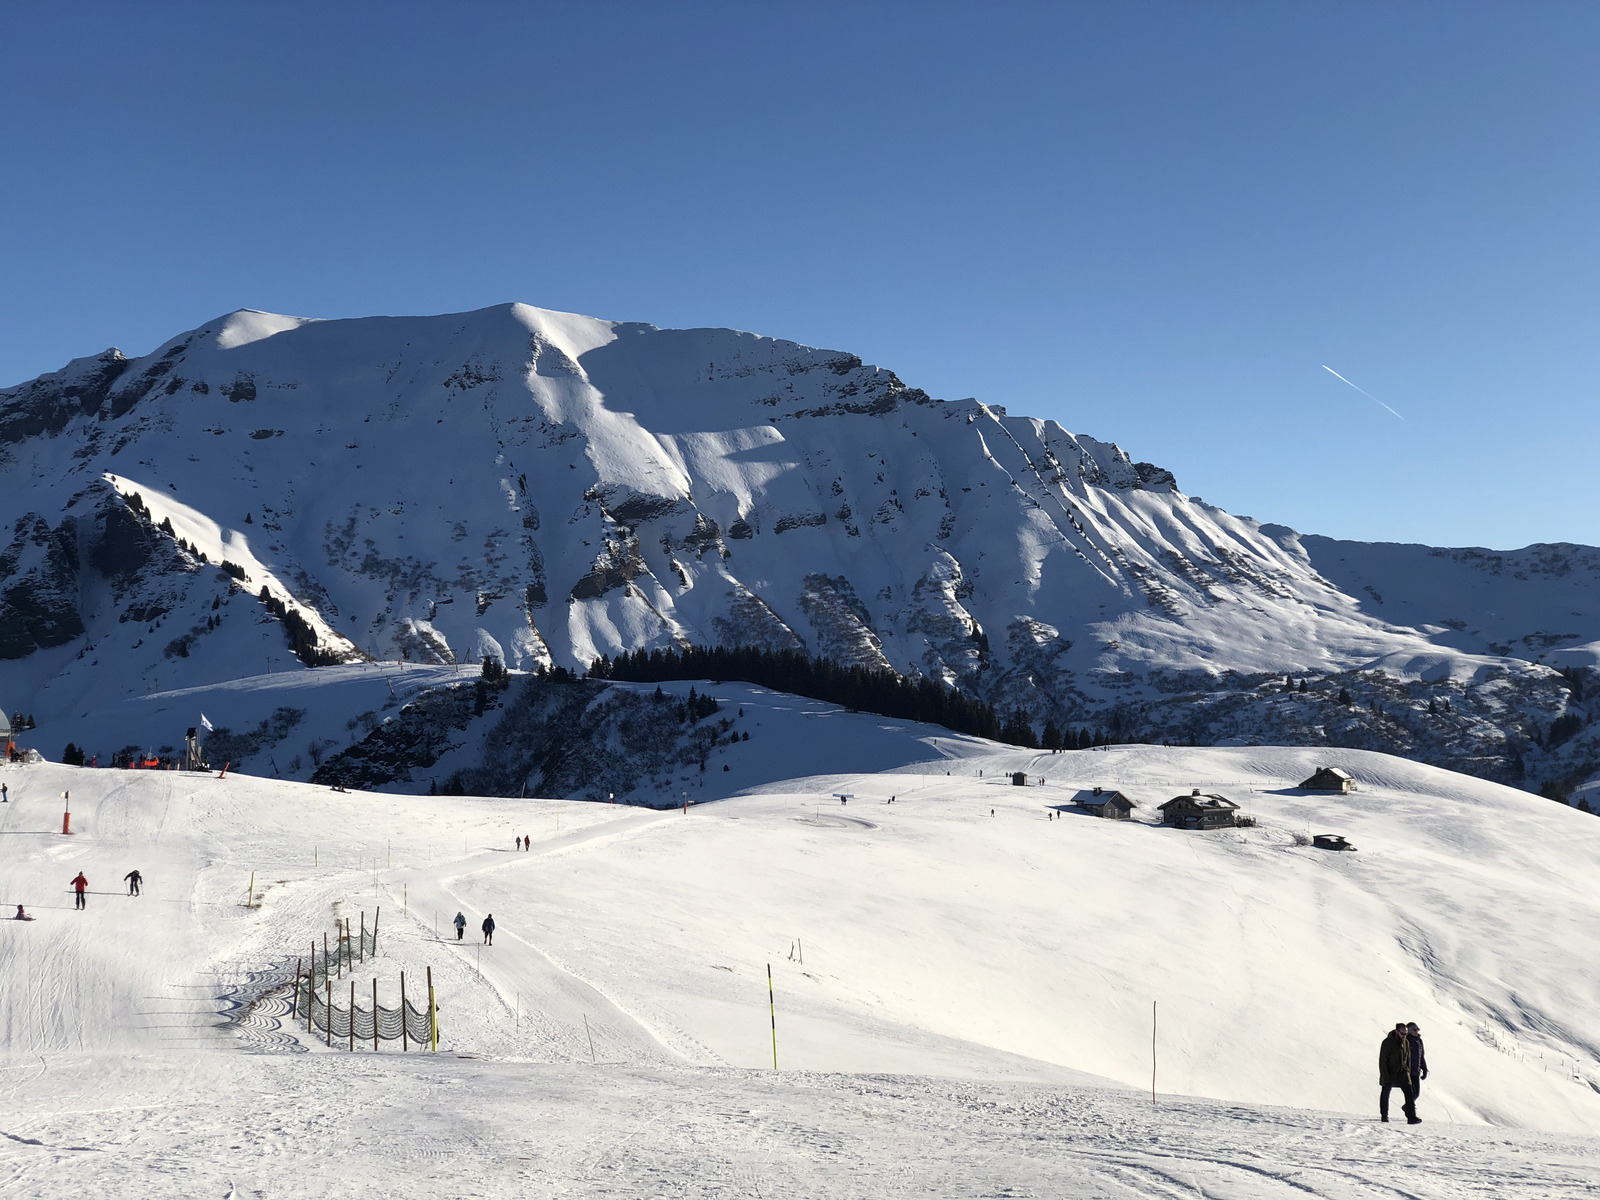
{"left": 1158, "top": 788, "right": 1239, "bottom": 830}
{"left": 1301, "top": 767, "right": 1355, "bottom": 794}
{"left": 1312, "top": 834, "right": 1356, "bottom": 852}
{"left": 1078, "top": 787, "right": 1136, "bottom": 820}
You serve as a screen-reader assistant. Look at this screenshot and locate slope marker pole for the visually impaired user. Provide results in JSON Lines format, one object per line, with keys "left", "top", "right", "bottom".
{"left": 400, "top": 972, "right": 409, "bottom": 1052}
{"left": 428, "top": 966, "right": 438, "bottom": 1052}
{"left": 1151, "top": 1000, "right": 1158, "bottom": 1106}
{"left": 768, "top": 964, "right": 778, "bottom": 1071}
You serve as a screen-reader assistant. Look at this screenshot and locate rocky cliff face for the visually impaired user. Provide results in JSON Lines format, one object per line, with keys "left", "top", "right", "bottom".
{"left": 1, "top": 303, "right": 1595, "bottom": 792}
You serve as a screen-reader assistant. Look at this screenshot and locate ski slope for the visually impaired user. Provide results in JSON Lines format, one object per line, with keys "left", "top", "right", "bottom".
{"left": 0, "top": 712, "right": 1598, "bottom": 1196}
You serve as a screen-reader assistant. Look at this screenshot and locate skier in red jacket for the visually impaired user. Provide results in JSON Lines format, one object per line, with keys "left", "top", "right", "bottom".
{"left": 70, "top": 873, "right": 89, "bottom": 910}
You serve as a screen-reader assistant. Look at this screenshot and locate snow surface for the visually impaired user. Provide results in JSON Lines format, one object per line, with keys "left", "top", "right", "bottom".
{"left": 2, "top": 724, "right": 1598, "bottom": 1196}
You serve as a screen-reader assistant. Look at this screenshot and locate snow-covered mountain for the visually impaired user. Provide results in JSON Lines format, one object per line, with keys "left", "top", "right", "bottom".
{"left": 1, "top": 303, "right": 1595, "bottom": 790}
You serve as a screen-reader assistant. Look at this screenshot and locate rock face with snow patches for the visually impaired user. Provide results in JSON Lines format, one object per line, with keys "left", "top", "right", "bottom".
{"left": 1, "top": 303, "right": 1596, "bottom": 788}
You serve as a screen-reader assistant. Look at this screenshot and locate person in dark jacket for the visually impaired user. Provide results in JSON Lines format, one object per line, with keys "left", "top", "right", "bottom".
{"left": 1406, "top": 1022, "right": 1429, "bottom": 1097}
{"left": 453, "top": 912, "right": 467, "bottom": 941}
{"left": 124, "top": 869, "right": 142, "bottom": 896}
{"left": 70, "top": 872, "right": 89, "bottom": 910}
{"left": 1379, "top": 1023, "right": 1419, "bottom": 1123}
{"left": 481, "top": 914, "right": 495, "bottom": 945}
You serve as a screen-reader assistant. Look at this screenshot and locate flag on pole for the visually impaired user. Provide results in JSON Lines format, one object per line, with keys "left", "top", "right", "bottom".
{"left": 200, "top": 713, "right": 214, "bottom": 732}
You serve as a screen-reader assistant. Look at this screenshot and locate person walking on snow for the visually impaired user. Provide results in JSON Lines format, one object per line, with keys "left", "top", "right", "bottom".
{"left": 1379, "top": 1023, "right": 1419, "bottom": 1124}
{"left": 124, "top": 869, "right": 142, "bottom": 896}
{"left": 1406, "top": 1022, "right": 1429, "bottom": 1105}
{"left": 482, "top": 914, "right": 495, "bottom": 945}
{"left": 453, "top": 912, "right": 467, "bottom": 941}
{"left": 515, "top": 835, "right": 522, "bottom": 851}
{"left": 522, "top": 833, "right": 529, "bottom": 851}
{"left": 70, "top": 872, "right": 89, "bottom": 910}
{"left": 1, "top": 782, "right": 8, "bottom": 802}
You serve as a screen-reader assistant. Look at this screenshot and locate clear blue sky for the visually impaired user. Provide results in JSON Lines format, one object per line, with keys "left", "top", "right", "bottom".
{"left": 3, "top": 3, "right": 1595, "bottom": 548}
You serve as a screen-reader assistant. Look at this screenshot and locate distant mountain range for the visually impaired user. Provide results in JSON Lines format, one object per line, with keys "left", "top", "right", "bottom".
{"left": 1, "top": 304, "right": 1594, "bottom": 794}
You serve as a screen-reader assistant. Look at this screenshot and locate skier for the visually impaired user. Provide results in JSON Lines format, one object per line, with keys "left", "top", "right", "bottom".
{"left": 1406, "top": 1022, "right": 1429, "bottom": 1103}
{"left": 124, "top": 869, "right": 142, "bottom": 896}
{"left": 1379, "top": 1022, "right": 1419, "bottom": 1124}
{"left": 14, "top": 904, "right": 32, "bottom": 921}
{"left": 70, "top": 872, "right": 89, "bottom": 910}
{"left": 453, "top": 911, "right": 467, "bottom": 941}
{"left": 1, "top": 782, "right": 8, "bottom": 802}
{"left": 481, "top": 913, "right": 495, "bottom": 945}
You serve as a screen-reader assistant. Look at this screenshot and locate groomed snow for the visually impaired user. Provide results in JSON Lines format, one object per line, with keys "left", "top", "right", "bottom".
{"left": 0, "top": 721, "right": 1597, "bottom": 1196}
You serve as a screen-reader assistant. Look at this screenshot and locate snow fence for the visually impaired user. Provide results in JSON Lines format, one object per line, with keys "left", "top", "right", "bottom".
{"left": 289, "top": 909, "right": 439, "bottom": 1050}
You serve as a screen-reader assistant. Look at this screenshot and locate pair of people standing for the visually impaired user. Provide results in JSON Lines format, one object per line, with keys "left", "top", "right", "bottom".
{"left": 1379, "top": 1022, "right": 1429, "bottom": 1124}
{"left": 65, "top": 870, "right": 142, "bottom": 909}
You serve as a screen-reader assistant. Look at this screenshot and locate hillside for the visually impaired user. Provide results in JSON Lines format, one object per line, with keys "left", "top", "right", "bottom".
{"left": 1, "top": 303, "right": 1596, "bottom": 795}
{"left": 0, "top": 730, "right": 1597, "bottom": 1196}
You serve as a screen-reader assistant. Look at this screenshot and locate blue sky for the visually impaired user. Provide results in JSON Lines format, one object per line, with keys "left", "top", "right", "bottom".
{"left": 2, "top": 3, "right": 1595, "bottom": 548}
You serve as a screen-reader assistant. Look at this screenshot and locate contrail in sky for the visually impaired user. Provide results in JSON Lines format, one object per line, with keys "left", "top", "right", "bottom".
{"left": 1322, "top": 365, "right": 1405, "bottom": 420}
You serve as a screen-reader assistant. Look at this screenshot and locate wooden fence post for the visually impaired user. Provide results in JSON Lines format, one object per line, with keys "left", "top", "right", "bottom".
{"left": 325, "top": 932, "right": 332, "bottom": 979}
{"left": 292, "top": 957, "right": 302, "bottom": 1018}
{"left": 309, "top": 942, "right": 316, "bottom": 1033}
{"left": 360, "top": 912, "right": 366, "bottom": 964}
{"left": 325, "top": 979, "right": 332, "bottom": 1046}
{"left": 373, "top": 978, "right": 379, "bottom": 1053}
{"left": 400, "top": 972, "right": 409, "bottom": 1052}
{"left": 373, "top": 906, "right": 380, "bottom": 953}
{"left": 427, "top": 966, "right": 437, "bottom": 1052}
{"left": 349, "top": 979, "right": 355, "bottom": 1052}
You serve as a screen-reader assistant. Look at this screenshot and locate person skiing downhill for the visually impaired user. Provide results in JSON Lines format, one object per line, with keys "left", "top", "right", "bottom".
{"left": 482, "top": 914, "right": 495, "bottom": 945}
{"left": 1379, "top": 1023, "right": 1419, "bottom": 1124}
{"left": 453, "top": 912, "right": 467, "bottom": 941}
{"left": 70, "top": 872, "right": 88, "bottom": 910}
{"left": 124, "top": 869, "right": 142, "bottom": 896}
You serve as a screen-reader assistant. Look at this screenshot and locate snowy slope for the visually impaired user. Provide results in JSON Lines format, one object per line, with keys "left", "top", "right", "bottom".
{"left": 0, "top": 303, "right": 1594, "bottom": 791}
{"left": 1, "top": 733, "right": 1598, "bottom": 1196}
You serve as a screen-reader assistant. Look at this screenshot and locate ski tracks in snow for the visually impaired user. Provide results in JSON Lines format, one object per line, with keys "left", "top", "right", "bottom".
{"left": 393, "top": 807, "right": 688, "bottom": 1066}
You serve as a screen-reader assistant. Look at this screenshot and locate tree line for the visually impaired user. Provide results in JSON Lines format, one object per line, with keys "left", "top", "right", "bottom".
{"left": 590, "top": 646, "right": 1050, "bottom": 747}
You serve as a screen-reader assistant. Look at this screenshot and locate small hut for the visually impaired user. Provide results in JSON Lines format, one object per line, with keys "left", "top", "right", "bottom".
{"left": 1078, "top": 788, "right": 1136, "bottom": 820}
{"left": 1011, "top": 772, "right": 1028, "bottom": 787}
{"left": 1301, "top": 767, "right": 1355, "bottom": 794}
{"left": 1312, "top": 834, "right": 1356, "bottom": 852}
{"left": 1158, "top": 788, "right": 1239, "bottom": 830}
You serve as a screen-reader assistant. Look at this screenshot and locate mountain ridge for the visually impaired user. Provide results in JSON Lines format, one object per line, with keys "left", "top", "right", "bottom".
{"left": 1, "top": 302, "right": 1595, "bottom": 794}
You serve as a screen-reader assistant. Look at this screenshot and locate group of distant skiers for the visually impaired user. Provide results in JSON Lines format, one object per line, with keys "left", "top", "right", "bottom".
{"left": 1379, "top": 1022, "right": 1429, "bottom": 1124}
{"left": 452, "top": 911, "right": 494, "bottom": 944}
{"left": 8, "top": 868, "right": 142, "bottom": 920}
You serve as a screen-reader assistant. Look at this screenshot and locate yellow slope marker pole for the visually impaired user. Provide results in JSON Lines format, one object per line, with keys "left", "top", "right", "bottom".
{"left": 767, "top": 964, "right": 778, "bottom": 1071}
{"left": 428, "top": 966, "right": 437, "bottom": 1052}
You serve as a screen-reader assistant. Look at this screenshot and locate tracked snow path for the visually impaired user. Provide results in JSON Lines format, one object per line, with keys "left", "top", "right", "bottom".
{"left": 398, "top": 807, "right": 684, "bottom": 1065}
